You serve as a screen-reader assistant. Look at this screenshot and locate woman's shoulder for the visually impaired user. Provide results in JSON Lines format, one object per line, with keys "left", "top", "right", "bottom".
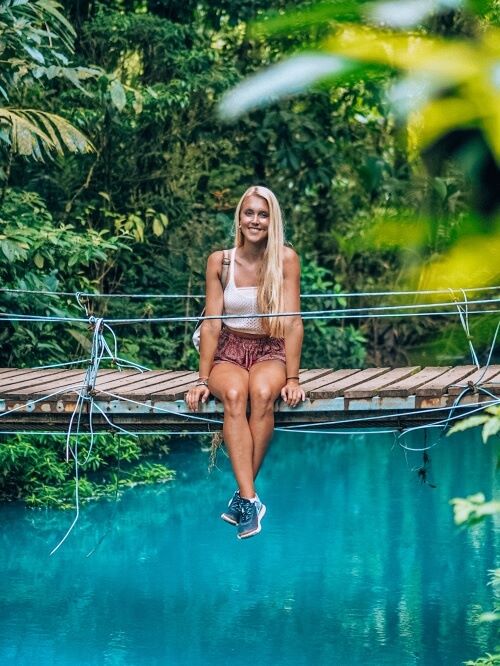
{"left": 282, "top": 245, "right": 299, "bottom": 263}
{"left": 207, "top": 249, "right": 232, "bottom": 271}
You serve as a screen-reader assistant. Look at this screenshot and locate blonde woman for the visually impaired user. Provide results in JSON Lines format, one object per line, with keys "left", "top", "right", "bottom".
{"left": 186, "top": 186, "right": 304, "bottom": 539}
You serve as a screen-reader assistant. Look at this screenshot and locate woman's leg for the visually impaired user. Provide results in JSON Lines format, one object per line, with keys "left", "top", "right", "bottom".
{"left": 248, "top": 360, "right": 286, "bottom": 479}
{"left": 208, "top": 362, "right": 255, "bottom": 498}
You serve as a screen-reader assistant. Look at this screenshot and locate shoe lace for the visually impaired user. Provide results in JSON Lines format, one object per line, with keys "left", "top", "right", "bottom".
{"left": 239, "top": 500, "right": 256, "bottom": 523}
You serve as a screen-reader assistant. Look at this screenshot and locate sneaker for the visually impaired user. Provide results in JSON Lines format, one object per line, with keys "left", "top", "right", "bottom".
{"left": 221, "top": 490, "right": 242, "bottom": 525}
{"left": 237, "top": 497, "right": 266, "bottom": 540}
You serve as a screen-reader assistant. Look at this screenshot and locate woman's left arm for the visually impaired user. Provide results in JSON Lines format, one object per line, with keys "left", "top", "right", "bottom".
{"left": 281, "top": 247, "right": 305, "bottom": 408}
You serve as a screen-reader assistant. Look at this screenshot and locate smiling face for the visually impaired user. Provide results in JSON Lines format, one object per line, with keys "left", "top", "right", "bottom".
{"left": 239, "top": 194, "right": 270, "bottom": 245}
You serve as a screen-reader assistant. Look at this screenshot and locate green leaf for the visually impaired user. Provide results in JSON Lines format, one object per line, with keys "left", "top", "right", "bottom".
{"left": 35, "top": 0, "right": 76, "bottom": 42}
{"left": 433, "top": 177, "right": 448, "bottom": 202}
{"left": 68, "top": 328, "right": 92, "bottom": 351}
{"left": 251, "top": 1, "right": 365, "bottom": 38}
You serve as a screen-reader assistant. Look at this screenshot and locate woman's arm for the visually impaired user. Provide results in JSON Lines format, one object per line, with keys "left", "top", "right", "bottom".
{"left": 281, "top": 247, "right": 305, "bottom": 408}
{"left": 185, "top": 251, "right": 224, "bottom": 411}
{"left": 199, "top": 251, "right": 225, "bottom": 377}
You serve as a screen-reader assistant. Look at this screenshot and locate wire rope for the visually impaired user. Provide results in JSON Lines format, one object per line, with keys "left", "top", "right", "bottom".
{"left": 1, "top": 284, "right": 499, "bottom": 299}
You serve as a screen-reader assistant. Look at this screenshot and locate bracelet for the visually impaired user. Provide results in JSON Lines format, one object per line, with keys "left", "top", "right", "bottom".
{"left": 286, "top": 376, "right": 299, "bottom": 381}
{"left": 196, "top": 380, "right": 209, "bottom": 387}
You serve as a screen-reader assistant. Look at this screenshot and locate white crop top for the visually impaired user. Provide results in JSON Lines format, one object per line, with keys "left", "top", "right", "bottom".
{"left": 222, "top": 248, "right": 266, "bottom": 334}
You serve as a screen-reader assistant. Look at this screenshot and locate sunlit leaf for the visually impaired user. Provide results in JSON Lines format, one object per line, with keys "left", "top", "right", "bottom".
{"left": 361, "top": 216, "right": 428, "bottom": 249}
{"left": 23, "top": 44, "right": 45, "bottom": 64}
{"left": 0, "top": 107, "right": 93, "bottom": 158}
{"left": 326, "top": 25, "right": 479, "bottom": 81}
{"left": 219, "top": 53, "right": 352, "bottom": 119}
{"left": 482, "top": 416, "right": 500, "bottom": 442}
{"left": 152, "top": 217, "right": 164, "bottom": 237}
{"left": 450, "top": 493, "right": 500, "bottom": 526}
{"left": 418, "top": 232, "right": 500, "bottom": 290}
{"left": 110, "top": 79, "right": 127, "bottom": 112}
{"left": 410, "top": 97, "right": 484, "bottom": 151}
{"left": 447, "top": 414, "right": 489, "bottom": 435}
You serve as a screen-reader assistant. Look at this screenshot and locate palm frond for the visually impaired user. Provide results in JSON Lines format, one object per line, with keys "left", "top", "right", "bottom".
{"left": 0, "top": 107, "right": 94, "bottom": 159}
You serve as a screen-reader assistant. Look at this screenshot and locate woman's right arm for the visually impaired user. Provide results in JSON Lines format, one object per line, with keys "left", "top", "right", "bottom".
{"left": 199, "top": 251, "right": 224, "bottom": 378}
{"left": 185, "top": 251, "right": 224, "bottom": 412}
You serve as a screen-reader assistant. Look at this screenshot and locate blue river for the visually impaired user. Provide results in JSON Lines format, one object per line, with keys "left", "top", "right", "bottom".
{"left": 0, "top": 429, "right": 498, "bottom": 665}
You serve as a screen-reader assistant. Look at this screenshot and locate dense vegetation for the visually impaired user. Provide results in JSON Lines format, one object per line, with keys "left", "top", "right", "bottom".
{"left": 0, "top": 1, "right": 498, "bottom": 509}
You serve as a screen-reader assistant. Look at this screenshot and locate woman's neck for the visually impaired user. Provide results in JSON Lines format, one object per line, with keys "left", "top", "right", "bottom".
{"left": 239, "top": 240, "right": 266, "bottom": 262}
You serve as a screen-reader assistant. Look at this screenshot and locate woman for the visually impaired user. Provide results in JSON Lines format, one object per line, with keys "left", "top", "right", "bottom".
{"left": 186, "top": 186, "right": 304, "bottom": 539}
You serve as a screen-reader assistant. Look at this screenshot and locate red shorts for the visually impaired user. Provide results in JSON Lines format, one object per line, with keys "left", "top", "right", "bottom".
{"left": 213, "top": 327, "right": 286, "bottom": 371}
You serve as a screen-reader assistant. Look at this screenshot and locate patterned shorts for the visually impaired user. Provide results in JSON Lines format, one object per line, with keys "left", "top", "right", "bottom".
{"left": 213, "top": 327, "right": 286, "bottom": 371}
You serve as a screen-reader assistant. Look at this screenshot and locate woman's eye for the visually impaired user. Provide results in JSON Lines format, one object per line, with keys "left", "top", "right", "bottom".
{"left": 258, "top": 212, "right": 269, "bottom": 218}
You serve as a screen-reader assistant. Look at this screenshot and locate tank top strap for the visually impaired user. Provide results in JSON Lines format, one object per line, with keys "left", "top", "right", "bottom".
{"left": 229, "top": 247, "right": 236, "bottom": 284}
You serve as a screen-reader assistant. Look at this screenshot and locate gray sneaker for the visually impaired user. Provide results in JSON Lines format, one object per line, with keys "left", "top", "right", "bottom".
{"left": 237, "top": 497, "right": 266, "bottom": 539}
{"left": 221, "top": 490, "right": 242, "bottom": 525}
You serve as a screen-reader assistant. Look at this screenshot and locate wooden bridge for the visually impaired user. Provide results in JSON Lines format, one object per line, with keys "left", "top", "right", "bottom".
{"left": 0, "top": 365, "right": 499, "bottom": 434}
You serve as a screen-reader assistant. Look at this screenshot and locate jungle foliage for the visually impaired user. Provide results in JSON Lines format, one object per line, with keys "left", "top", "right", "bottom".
{"left": 0, "top": 0, "right": 499, "bottom": 508}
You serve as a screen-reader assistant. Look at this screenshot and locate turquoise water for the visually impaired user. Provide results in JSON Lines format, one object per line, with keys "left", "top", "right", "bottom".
{"left": 0, "top": 430, "right": 498, "bottom": 666}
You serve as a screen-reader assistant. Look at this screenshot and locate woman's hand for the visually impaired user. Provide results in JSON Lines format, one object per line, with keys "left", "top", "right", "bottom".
{"left": 185, "top": 384, "right": 211, "bottom": 412}
{"left": 281, "top": 379, "right": 305, "bottom": 408}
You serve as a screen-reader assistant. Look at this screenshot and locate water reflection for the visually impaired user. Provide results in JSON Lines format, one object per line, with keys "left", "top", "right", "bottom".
{"left": 0, "top": 430, "right": 497, "bottom": 665}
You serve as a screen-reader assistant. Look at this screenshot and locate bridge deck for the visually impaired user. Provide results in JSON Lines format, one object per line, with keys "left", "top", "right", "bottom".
{"left": 0, "top": 365, "right": 499, "bottom": 433}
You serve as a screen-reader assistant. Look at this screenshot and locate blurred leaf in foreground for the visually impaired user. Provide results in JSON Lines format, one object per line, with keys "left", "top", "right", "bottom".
{"left": 450, "top": 492, "right": 500, "bottom": 526}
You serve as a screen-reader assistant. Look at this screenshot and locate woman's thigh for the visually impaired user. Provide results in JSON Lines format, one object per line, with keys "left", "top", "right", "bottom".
{"left": 248, "top": 360, "right": 286, "bottom": 403}
{"left": 209, "top": 361, "right": 249, "bottom": 402}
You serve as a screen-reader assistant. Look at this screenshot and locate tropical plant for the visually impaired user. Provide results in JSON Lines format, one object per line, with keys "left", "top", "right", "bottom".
{"left": 0, "top": 0, "right": 96, "bottom": 167}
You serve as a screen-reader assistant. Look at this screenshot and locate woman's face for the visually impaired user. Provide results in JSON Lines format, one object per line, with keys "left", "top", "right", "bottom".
{"left": 239, "top": 194, "right": 270, "bottom": 244}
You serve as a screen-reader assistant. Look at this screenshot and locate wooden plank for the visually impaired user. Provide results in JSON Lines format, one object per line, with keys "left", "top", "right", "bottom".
{"left": 345, "top": 367, "right": 421, "bottom": 399}
{"left": 378, "top": 367, "right": 451, "bottom": 398}
{"left": 98, "top": 369, "right": 340, "bottom": 397}
{"left": 298, "top": 369, "right": 336, "bottom": 384}
{"left": 303, "top": 369, "right": 362, "bottom": 393}
{"left": 478, "top": 379, "right": 500, "bottom": 396}
{"left": 0, "top": 367, "right": 122, "bottom": 391}
{"left": 309, "top": 368, "right": 392, "bottom": 399}
{"left": 0, "top": 367, "right": 45, "bottom": 380}
{"left": 0, "top": 369, "right": 88, "bottom": 392}
{"left": 0, "top": 368, "right": 83, "bottom": 390}
{"left": 150, "top": 373, "right": 199, "bottom": 397}
{"left": 6, "top": 369, "right": 121, "bottom": 397}
{"left": 447, "top": 365, "right": 500, "bottom": 396}
{"left": 96, "top": 373, "right": 200, "bottom": 400}
{"left": 110, "top": 372, "right": 197, "bottom": 396}
{"left": 94, "top": 369, "right": 192, "bottom": 393}
{"left": 415, "top": 365, "right": 477, "bottom": 397}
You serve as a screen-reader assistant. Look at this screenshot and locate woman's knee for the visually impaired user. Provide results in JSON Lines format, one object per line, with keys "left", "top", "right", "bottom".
{"left": 249, "top": 385, "right": 276, "bottom": 413}
{"left": 222, "top": 386, "right": 248, "bottom": 415}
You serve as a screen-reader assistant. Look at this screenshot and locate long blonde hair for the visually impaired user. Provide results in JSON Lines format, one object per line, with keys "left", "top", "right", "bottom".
{"left": 234, "top": 186, "right": 285, "bottom": 338}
